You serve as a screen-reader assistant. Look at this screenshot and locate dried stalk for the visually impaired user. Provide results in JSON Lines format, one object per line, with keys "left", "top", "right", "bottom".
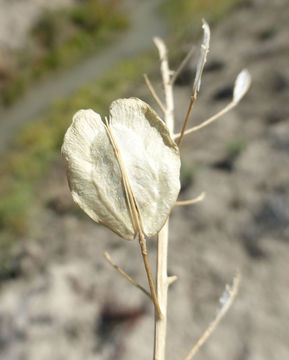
{"left": 104, "top": 251, "right": 152, "bottom": 299}
{"left": 153, "top": 36, "right": 175, "bottom": 360}
{"left": 183, "top": 271, "right": 241, "bottom": 360}
{"left": 144, "top": 74, "right": 166, "bottom": 114}
{"left": 175, "top": 192, "right": 206, "bottom": 206}
{"left": 170, "top": 44, "right": 196, "bottom": 85}
{"left": 104, "top": 117, "right": 162, "bottom": 319}
{"left": 174, "top": 102, "right": 235, "bottom": 139}
{"left": 174, "top": 69, "right": 252, "bottom": 140}
{"left": 177, "top": 20, "right": 210, "bottom": 146}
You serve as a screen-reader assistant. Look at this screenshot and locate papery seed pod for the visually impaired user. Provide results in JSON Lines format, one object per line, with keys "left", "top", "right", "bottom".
{"left": 62, "top": 98, "right": 181, "bottom": 240}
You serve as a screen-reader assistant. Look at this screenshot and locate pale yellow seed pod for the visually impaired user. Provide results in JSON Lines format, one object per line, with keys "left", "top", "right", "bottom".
{"left": 61, "top": 98, "right": 181, "bottom": 240}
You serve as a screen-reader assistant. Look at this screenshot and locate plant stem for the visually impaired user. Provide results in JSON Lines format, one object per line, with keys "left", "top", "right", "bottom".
{"left": 154, "top": 220, "right": 170, "bottom": 360}
{"left": 153, "top": 37, "right": 174, "bottom": 134}
{"left": 104, "top": 251, "right": 152, "bottom": 299}
{"left": 153, "top": 37, "right": 175, "bottom": 360}
{"left": 139, "top": 232, "right": 162, "bottom": 319}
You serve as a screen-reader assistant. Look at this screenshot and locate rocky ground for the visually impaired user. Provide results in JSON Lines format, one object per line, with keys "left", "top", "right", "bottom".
{"left": 0, "top": 0, "right": 288, "bottom": 359}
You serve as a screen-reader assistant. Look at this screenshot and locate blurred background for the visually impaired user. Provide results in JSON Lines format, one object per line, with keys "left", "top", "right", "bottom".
{"left": 0, "top": 0, "right": 288, "bottom": 359}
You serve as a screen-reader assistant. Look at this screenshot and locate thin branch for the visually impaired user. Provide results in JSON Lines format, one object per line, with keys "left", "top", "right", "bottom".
{"left": 174, "top": 69, "right": 251, "bottom": 140}
{"left": 175, "top": 102, "right": 234, "bottom": 139}
{"left": 167, "top": 275, "right": 178, "bottom": 285}
{"left": 177, "top": 20, "right": 210, "bottom": 146}
{"left": 183, "top": 270, "right": 241, "bottom": 360}
{"left": 171, "top": 45, "right": 196, "bottom": 85}
{"left": 139, "top": 231, "right": 162, "bottom": 319}
{"left": 144, "top": 74, "right": 166, "bottom": 114}
{"left": 175, "top": 192, "right": 205, "bottom": 206}
{"left": 153, "top": 37, "right": 174, "bottom": 133}
{"left": 104, "top": 251, "right": 151, "bottom": 299}
{"left": 177, "top": 95, "right": 196, "bottom": 145}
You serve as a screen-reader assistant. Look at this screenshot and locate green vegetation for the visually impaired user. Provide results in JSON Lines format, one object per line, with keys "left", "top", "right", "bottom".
{"left": 0, "top": 51, "right": 156, "bottom": 241}
{"left": 1, "top": 0, "right": 128, "bottom": 106}
{"left": 226, "top": 138, "right": 246, "bottom": 159}
{"left": 162, "top": 0, "right": 242, "bottom": 39}
{"left": 180, "top": 161, "right": 196, "bottom": 191}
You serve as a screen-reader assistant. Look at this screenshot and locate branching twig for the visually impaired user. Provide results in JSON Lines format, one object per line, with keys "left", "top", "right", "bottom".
{"left": 144, "top": 74, "right": 166, "bottom": 114}
{"left": 177, "top": 20, "right": 210, "bottom": 146}
{"left": 174, "top": 69, "right": 251, "bottom": 140}
{"left": 175, "top": 102, "right": 235, "bottom": 139}
{"left": 139, "top": 231, "right": 162, "bottom": 319}
{"left": 153, "top": 37, "right": 174, "bottom": 133}
{"left": 104, "top": 251, "right": 152, "bottom": 299}
{"left": 175, "top": 192, "right": 205, "bottom": 206}
{"left": 183, "top": 271, "right": 241, "bottom": 360}
{"left": 171, "top": 45, "right": 196, "bottom": 85}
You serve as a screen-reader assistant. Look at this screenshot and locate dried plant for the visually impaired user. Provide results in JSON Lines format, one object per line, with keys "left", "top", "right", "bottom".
{"left": 62, "top": 20, "right": 251, "bottom": 360}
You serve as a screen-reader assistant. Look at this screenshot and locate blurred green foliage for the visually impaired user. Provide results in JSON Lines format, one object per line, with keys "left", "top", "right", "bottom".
{"left": 180, "top": 161, "right": 197, "bottom": 192}
{"left": 0, "top": 52, "right": 155, "bottom": 239}
{"left": 1, "top": 0, "right": 128, "bottom": 106}
{"left": 162, "top": 0, "right": 242, "bottom": 38}
{"left": 226, "top": 138, "right": 246, "bottom": 159}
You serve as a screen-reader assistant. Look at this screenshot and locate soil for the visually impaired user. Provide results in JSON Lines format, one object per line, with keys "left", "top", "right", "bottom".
{"left": 0, "top": 0, "right": 288, "bottom": 359}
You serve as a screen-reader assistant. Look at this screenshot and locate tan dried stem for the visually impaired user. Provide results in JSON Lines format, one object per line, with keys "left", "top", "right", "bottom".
{"left": 104, "top": 251, "right": 152, "bottom": 299}
{"left": 175, "top": 102, "right": 235, "bottom": 139}
{"left": 153, "top": 37, "right": 174, "bottom": 133}
{"left": 171, "top": 45, "right": 196, "bottom": 85}
{"left": 104, "top": 117, "right": 162, "bottom": 319}
{"left": 153, "top": 36, "right": 176, "bottom": 360}
{"left": 174, "top": 69, "right": 251, "bottom": 140}
{"left": 177, "top": 20, "right": 210, "bottom": 146}
{"left": 175, "top": 192, "right": 205, "bottom": 206}
{"left": 139, "top": 231, "right": 162, "bottom": 320}
{"left": 144, "top": 74, "right": 166, "bottom": 114}
{"left": 183, "top": 271, "right": 241, "bottom": 360}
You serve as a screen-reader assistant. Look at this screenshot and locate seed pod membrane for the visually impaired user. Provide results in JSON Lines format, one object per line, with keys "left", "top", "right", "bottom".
{"left": 62, "top": 98, "right": 181, "bottom": 240}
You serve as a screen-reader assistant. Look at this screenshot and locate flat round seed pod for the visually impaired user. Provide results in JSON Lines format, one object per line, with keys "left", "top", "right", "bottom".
{"left": 62, "top": 98, "right": 181, "bottom": 240}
